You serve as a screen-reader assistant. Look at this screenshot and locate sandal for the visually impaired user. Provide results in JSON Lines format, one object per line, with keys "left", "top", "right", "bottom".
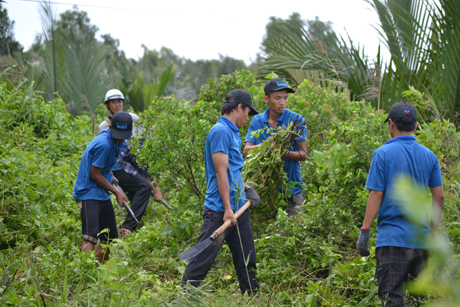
{"left": 122, "top": 228, "right": 133, "bottom": 235}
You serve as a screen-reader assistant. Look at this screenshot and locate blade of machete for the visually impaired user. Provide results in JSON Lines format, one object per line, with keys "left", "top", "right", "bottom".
{"left": 113, "top": 182, "right": 140, "bottom": 224}
{"left": 179, "top": 237, "right": 213, "bottom": 261}
{"left": 123, "top": 201, "right": 140, "bottom": 224}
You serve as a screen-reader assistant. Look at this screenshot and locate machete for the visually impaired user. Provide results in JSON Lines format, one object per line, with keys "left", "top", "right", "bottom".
{"left": 122, "top": 200, "right": 140, "bottom": 224}
{"left": 150, "top": 191, "right": 173, "bottom": 210}
{"left": 179, "top": 200, "right": 251, "bottom": 261}
{"left": 112, "top": 180, "right": 140, "bottom": 224}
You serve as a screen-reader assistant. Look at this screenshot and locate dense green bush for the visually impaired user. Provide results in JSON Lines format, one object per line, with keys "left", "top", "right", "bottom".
{"left": 1, "top": 71, "right": 459, "bottom": 306}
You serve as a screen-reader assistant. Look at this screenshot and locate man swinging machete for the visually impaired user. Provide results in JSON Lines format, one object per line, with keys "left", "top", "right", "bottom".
{"left": 181, "top": 89, "right": 261, "bottom": 296}
{"left": 100, "top": 89, "right": 166, "bottom": 235}
{"left": 73, "top": 111, "right": 132, "bottom": 264}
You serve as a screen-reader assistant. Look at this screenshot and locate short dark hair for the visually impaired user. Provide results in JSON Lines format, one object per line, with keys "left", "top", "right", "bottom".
{"left": 221, "top": 102, "right": 248, "bottom": 115}
{"left": 265, "top": 89, "right": 288, "bottom": 98}
{"left": 393, "top": 117, "right": 416, "bottom": 132}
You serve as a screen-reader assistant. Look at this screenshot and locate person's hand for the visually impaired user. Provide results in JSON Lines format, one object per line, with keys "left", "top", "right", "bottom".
{"left": 245, "top": 187, "right": 260, "bottom": 210}
{"left": 357, "top": 228, "right": 370, "bottom": 256}
{"left": 152, "top": 188, "right": 163, "bottom": 203}
{"left": 115, "top": 191, "right": 128, "bottom": 208}
{"left": 223, "top": 209, "right": 236, "bottom": 226}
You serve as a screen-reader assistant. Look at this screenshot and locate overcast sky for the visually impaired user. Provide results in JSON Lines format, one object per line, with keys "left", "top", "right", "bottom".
{"left": 5, "top": 0, "right": 386, "bottom": 64}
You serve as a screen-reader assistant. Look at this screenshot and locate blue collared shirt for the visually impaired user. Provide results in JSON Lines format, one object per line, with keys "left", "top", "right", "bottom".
{"left": 204, "top": 117, "right": 246, "bottom": 212}
{"left": 365, "top": 135, "right": 443, "bottom": 249}
{"left": 73, "top": 129, "right": 126, "bottom": 201}
{"left": 245, "top": 108, "right": 307, "bottom": 195}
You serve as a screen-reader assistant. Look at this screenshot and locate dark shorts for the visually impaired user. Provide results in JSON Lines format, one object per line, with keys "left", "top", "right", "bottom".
{"left": 375, "top": 246, "right": 428, "bottom": 307}
{"left": 77, "top": 199, "right": 118, "bottom": 244}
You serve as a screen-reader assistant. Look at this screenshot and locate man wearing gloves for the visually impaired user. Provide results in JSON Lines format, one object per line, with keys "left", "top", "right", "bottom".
{"left": 357, "top": 102, "right": 444, "bottom": 306}
{"left": 182, "top": 89, "right": 260, "bottom": 295}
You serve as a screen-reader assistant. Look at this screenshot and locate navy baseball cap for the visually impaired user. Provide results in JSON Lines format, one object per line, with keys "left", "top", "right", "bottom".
{"left": 384, "top": 102, "right": 417, "bottom": 123}
{"left": 111, "top": 111, "right": 133, "bottom": 139}
{"left": 225, "top": 89, "right": 259, "bottom": 116}
{"left": 264, "top": 78, "right": 295, "bottom": 95}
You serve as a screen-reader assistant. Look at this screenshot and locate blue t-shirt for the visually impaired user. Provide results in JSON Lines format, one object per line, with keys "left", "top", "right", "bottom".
{"left": 365, "top": 135, "right": 443, "bottom": 249}
{"left": 96, "top": 128, "right": 123, "bottom": 172}
{"left": 204, "top": 117, "right": 246, "bottom": 212}
{"left": 73, "top": 129, "right": 126, "bottom": 201}
{"left": 245, "top": 108, "right": 307, "bottom": 196}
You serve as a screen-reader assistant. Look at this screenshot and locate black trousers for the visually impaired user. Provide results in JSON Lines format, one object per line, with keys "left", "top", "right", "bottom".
{"left": 182, "top": 207, "right": 259, "bottom": 294}
{"left": 375, "top": 246, "right": 428, "bottom": 307}
{"left": 113, "top": 169, "right": 151, "bottom": 231}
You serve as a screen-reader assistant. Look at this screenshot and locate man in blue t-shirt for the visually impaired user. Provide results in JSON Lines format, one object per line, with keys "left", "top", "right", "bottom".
{"left": 97, "top": 89, "right": 163, "bottom": 236}
{"left": 244, "top": 78, "right": 307, "bottom": 216}
{"left": 357, "top": 102, "right": 444, "bottom": 306}
{"left": 73, "top": 111, "right": 133, "bottom": 264}
{"left": 182, "top": 89, "right": 260, "bottom": 295}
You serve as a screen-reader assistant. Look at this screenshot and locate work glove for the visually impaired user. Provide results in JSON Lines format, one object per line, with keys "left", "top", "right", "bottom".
{"left": 245, "top": 188, "right": 260, "bottom": 210}
{"left": 357, "top": 228, "right": 370, "bottom": 256}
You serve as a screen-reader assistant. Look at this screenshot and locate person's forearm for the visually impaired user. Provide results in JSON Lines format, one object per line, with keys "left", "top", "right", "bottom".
{"left": 91, "top": 172, "right": 120, "bottom": 195}
{"left": 283, "top": 150, "right": 307, "bottom": 161}
{"left": 146, "top": 177, "right": 157, "bottom": 189}
{"left": 362, "top": 190, "right": 383, "bottom": 229}
{"left": 431, "top": 187, "right": 444, "bottom": 231}
{"left": 216, "top": 172, "right": 231, "bottom": 210}
{"left": 151, "top": 184, "right": 161, "bottom": 194}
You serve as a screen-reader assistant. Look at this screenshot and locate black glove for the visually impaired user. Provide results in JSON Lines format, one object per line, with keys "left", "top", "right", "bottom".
{"left": 245, "top": 188, "right": 260, "bottom": 210}
{"left": 357, "top": 228, "right": 370, "bottom": 256}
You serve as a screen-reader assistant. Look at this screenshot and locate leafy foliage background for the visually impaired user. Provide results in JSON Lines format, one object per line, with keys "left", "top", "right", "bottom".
{"left": 1, "top": 70, "right": 459, "bottom": 306}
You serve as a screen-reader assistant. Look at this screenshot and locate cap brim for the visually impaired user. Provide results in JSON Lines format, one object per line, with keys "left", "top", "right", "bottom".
{"left": 267, "top": 86, "right": 295, "bottom": 94}
{"left": 384, "top": 116, "right": 389, "bottom": 123}
{"left": 106, "top": 95, "right": 124, "bottom": 101}
{"left": 112, "top": 129, "right": 132, "bottom": 140}
{"left": 249, "top": 105, "right": 259, "bottom": 116}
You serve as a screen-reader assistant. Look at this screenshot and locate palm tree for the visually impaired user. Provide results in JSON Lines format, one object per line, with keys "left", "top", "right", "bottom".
{"left": 119, "top": 64, "right": 175, "bottom": 112}
{"left": 257, "top": 0, "right": 460, "bottom": 118}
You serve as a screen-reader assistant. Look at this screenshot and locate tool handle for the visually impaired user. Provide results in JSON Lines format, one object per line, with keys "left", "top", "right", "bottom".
{"left": 123, "top": 201, "right": 140, "bottom": 224}
{"left": 210, "top": 200, "right": 251, "bottom": 240}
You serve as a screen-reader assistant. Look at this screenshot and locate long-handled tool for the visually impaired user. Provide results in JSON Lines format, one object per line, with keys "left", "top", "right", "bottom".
{"left": 146, "top": 177, "right": 172, "bottom": 210}
{"left": 112, "top": 181, "right": 140, "bottom": 224}
{"left": 150, "top": 191, "right": 173, "bottom": 210}
{"left": 178, "top": 200, "right": 251, "bottom": 261}
{"left": 122, "top": 200, "right": 140, "bottom": 224}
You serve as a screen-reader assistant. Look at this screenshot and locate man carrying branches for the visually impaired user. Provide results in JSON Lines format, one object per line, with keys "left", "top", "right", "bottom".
{"left": 243, "top": 78, "right": 307, "bottom": 216}
{"left": 182, "top": 89, "right": 260, "bottom": 295}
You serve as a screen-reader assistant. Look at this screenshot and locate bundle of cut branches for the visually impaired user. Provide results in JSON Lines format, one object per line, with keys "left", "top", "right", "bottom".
{"left": 243, "top": 116, "right": 304, "bottom": 213}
